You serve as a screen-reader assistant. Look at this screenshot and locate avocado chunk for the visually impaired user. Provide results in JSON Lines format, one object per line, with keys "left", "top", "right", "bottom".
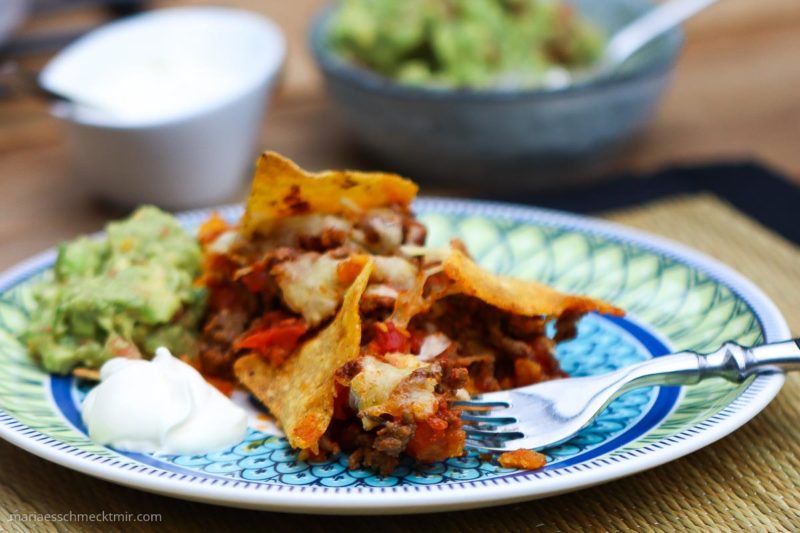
{"left": 25, "top": 206, "right": 206, "bottom": 374}
{"left": 328, "top": 0, "right": 604, "bottom": 89}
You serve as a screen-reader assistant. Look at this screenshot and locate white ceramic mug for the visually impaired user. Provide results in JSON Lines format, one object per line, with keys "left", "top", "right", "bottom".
{"left": 40, "top": 7, "right": 286, "bottom": 209}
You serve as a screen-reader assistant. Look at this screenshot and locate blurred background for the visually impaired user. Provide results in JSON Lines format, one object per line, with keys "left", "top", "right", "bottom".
{"left": 1, "top": 0, "right": 799, "bottom": 268}
{"left": 2, "top": 1, "right": 800, "bottom": 523}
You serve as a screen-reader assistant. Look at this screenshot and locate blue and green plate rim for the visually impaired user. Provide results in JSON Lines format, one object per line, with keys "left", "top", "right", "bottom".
{"left": 0, "top": 198, "right": 788, "bottom": 512}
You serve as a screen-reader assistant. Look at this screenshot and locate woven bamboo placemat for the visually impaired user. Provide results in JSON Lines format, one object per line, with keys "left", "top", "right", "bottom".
{"left": 0, "top": 194, "right": 797, "bottom": 532}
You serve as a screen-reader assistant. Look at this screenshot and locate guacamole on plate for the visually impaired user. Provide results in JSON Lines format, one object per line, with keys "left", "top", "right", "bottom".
{"left": 26, "top": 206, "right": 206, "bottom": 374}
{"left": 328, "top": 0, "right": 604, "bottom": 89}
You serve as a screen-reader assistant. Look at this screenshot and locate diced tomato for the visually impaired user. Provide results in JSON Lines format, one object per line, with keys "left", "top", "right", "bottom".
{"left": 367, "top": 322, "right": 410, "bottom": 355}
{"left": 205, "top": 376, "right": 236, "bottom": 397}
{"left": 427, "top": 417, "right": 448, "bottom": 431}
{"left": 406, "top": 418, "right": 465, "bottom": 463}
{"left": 236, "top": 316, "right": 308, "bottom": 365}
{"left": 240, "top": 268, "right": 270, "bottom": 293}
{"left": 405, "top": 400, "right": 465, "bottom": 463}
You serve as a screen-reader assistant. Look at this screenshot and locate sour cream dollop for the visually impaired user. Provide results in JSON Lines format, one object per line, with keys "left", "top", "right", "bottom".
{"left": 82, "top": 347, "right": 247, "bottom": 454}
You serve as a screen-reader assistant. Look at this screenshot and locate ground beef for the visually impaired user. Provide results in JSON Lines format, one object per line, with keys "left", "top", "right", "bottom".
{"left": 330, "top": 359, "right": 467, "bottom": 475}
{"left": 344, "top": 419, "right": 417, "bottom": 475}
{"left": 487, "top": 320, "right": 536, "bottom": 359}
{"left": 413, "top": 295, "right": 568, "bottom": 392}
{"left": 265, "top": 246, "right": 301, "bottom": 266}
{"left": 358, "top": 294, "right": 396, "bottom": 318}
{"left": 297, "top": 227, "right": 348, "bottom": 252}
{"left": 198, "top": 244, "right": 309, "bottom": 377}
{"left": 207, "top": 309, "right": 248, "bottom": 342}
{"left": 506, "top": 315, "right": 547, "bottom": 337}
{"left": 554, "top": 309, "right": 582, "bottom": 342}
{"left": 197, "top": 346, "right": 234, "bottom": 378}
{"left": 403, "top": 218, "right": 427, "bottom": 246}
{"left": 441, "top": 364, "right": 469, "bottom": 392}
{"left": 334, "top": 360, "right": 363, "bottom": 384}
{"left": 198, "top": 309, "right": 249, "bottom": 377}
{"left": 373, "top": 422, "right": 415, "bottom": 457}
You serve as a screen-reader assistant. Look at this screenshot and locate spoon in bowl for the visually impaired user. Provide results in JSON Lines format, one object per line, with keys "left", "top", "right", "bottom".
{"left": 555, "top": 0, "right": 719, "bottom": 88}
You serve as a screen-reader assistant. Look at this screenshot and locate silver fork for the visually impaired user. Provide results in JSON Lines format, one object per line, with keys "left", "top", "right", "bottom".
{"left": 457, "top": 339, "right": 800, "bottom": 452}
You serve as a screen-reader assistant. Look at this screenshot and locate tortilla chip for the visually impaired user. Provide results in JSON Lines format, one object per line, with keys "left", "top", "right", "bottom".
{"left": 393, "top": 248, "right": 622, "bottom": 325}
{"left": 242, "top": 152, "right": 418, "bottom": 236}
{"left": 442, "top": 249, "right": 624, "bottom": 318}
{"left": 234, "top": 260, "right": 374, "bottom": 452}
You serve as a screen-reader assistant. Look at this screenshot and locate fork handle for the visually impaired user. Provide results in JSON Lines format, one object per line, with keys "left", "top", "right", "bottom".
{"left": 617, "top": 339, "right": 800, "bottom": 393}
{"left": 699, "top": 339, "right": 800, "bottom": 381}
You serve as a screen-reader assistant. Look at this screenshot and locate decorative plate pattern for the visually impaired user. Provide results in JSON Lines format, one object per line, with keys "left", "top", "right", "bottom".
{"left": 52, "top": 313, "right": 670, "bottom": 487}
{"left": 0, "top": 200, "right": 788, "bottom": 513}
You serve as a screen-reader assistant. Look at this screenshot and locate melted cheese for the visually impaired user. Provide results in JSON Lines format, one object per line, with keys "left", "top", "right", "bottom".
{"left": 273, "top": 253, "right": 344, "bottom": 326}
{"left": 350, "top": 356, "right": 416, "bottom": 411}
{"left": 400, "top": 245, "right": 451, "bottom": 264}
{"left": 349, "top": 354, "right": 438, "bottom": 430}
{"left": 270, "top": 214, "right": 352, "bottom": 246}
{"left": 372, "top": 256, "right": 417, "bottom": 290}
{"left": 356, "top": 208, "right": 404, "bottom": 253}
{"left": 363, "top": 284, "right": 399, "bottom": 300}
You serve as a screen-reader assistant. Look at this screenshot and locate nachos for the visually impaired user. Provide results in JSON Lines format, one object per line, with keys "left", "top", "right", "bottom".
{"left": 197, "top": 152, "right": 623, "bottom": 473}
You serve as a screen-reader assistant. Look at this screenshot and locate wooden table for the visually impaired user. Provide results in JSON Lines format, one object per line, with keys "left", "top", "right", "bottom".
{"left": 2, "top": 0, "right": 800, "bottom": 271}
{"left": 1, "top": 1, "right": 799, "bottom": 530}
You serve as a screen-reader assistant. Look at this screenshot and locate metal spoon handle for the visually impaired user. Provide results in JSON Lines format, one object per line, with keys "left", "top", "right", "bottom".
{"left": 615, "top": 339, "right": 800, "bottom": 395}
{"left": 602, "top": 0, "right": 719, "bottom": 70}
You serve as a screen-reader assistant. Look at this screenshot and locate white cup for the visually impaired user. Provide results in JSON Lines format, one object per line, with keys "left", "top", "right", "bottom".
{"left": 40, "top": 7, "right": 286, "bottom": 209}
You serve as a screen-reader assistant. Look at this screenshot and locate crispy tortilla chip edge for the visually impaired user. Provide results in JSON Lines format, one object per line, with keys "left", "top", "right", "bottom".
{"left": 242, "top": 152, "right": 418, "bottom": 237}
{"left": 442, "top": 249, "right": 624, "bottom": 318}
{"left": 233, "top": 260, "right": 374, "bottom": 452}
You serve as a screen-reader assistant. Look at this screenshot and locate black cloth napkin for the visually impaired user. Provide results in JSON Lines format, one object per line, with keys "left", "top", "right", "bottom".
{"left": 488, "top": 162, "right": 800, "bottom": 246}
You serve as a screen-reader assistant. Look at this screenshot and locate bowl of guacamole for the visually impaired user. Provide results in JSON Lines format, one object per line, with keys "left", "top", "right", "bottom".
{"left": 311, "top": 0, "right": 683, "bottom": 186}
{"left": 25, "top": 206, "right": 206, "bottom": 375}
{"left": 327, "top": 0, "right": 604, "bottom": 90}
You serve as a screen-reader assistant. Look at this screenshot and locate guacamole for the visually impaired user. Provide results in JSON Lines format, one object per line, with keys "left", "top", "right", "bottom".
{"left": 26, "top": 206, "right": 206, "bottom": 374}
{"left": 328, "top": 0, "right": 604, "bottom": 89}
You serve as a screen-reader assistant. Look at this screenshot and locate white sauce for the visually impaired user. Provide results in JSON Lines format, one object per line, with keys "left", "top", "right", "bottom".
{"left": 81, "top": 347, "right": 247, "bottom": 454}
{"left": 71, "top": 58, "right": 241, "bottom": 123}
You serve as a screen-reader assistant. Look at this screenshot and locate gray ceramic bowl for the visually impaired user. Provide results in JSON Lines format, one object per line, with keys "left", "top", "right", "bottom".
{"left": 310, "top": 0, "right": 682, "bottom": 188}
